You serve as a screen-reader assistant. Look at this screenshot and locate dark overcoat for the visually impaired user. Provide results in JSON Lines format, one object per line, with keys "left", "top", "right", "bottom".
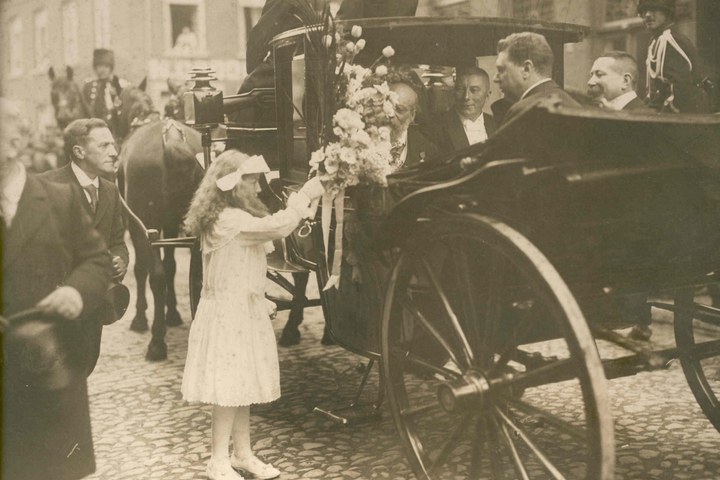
{"left": 2, "top": 175, "right": 111, "bottom": 480}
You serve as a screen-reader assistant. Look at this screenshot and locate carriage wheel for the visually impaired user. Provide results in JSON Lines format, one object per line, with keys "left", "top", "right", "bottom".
{"left": 381, "top": 214, "right": 614, "bottom": 479}
{"left": 674, "top": 291, "right": 720, "bottom": 431}
{"left": 189, "top": 241, "right": 202, "bottom": 320}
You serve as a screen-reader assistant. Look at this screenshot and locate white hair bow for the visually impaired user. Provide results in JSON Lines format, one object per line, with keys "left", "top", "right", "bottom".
{"left": 215, "top": 155, "right": 271, "bottom": 191}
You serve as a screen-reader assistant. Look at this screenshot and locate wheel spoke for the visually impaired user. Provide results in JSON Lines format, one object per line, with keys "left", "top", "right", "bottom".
{"left": 500, "top": 394, "right": 587, "bottom": 442}
{"left": 390, "top": 346, "right": 463, "bottom": 380}
{"left": 400, "top": 401, "right": 443, "bottom": 419}
{"left": 427, "top": 418, "right": 469, "bottom": 474}
{"left": 482, "top": 251, "right": 506, "bottom": 368}
{"left": 448, "top": 241, "right": 483, "bottom": 355}
{"left": 398, "top": 294, "right": 462, "bottom": 369}
{"left": 495, "top": 407, "right": 567, "bottom": 480}
{"left": 490, "top": 317, "right": 538, "bottom": 376}
{"left": 418, "top": 255, "right": 475, "bottom": 367}
{"left": 496, "top": 414, "right": 531, "bottom": 480}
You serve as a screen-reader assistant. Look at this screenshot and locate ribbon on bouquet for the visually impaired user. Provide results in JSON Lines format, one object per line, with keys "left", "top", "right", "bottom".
{"left": 321, "top": 189, "right": 345, "bottom": 290}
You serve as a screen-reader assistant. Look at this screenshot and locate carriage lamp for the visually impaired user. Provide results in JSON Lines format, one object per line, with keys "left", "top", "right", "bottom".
{"left": 184, "top": 67, "right": 224, "bottom": 127}
{"left": 185, "top": 67, "right": 224, "bottom": 168}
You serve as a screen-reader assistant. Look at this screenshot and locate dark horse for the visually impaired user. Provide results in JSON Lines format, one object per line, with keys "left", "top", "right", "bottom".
{"left": 118, "top": 85, "right": 204, "bottom": 361}
{"left": 48, "top": 66, "right": 85, "bottom": 146}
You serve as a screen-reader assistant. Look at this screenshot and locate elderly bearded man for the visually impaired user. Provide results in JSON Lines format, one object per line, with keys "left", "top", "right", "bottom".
{"left": 388, "top": 78, "right": 439, "bottom": 169}
{"left": 435, "top": 66, "right": 497, "bottom": 152}
{"left": 587, "top": 51, "right": 652, "bottom": 112}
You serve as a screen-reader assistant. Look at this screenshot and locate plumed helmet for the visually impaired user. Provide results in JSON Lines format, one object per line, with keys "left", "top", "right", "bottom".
{"left": 637, "top": 0, "right": 676, "bottom": 17}
{"left": 92, "top": 48, "right": 115, "bottom": 68}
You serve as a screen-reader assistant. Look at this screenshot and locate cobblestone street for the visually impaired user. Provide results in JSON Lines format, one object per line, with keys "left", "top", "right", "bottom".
{"left": 86, "top": 248, "right": 720, "bottom": 479}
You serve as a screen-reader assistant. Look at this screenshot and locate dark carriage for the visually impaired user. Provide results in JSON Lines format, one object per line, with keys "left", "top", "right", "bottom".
{"left": 185, "top": 16, "right": 720, "bottom": 480}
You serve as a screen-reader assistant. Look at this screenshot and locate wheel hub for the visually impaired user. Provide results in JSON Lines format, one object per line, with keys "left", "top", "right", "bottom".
{"left": 437, "top": 371, "right": 490, "bottom": 413}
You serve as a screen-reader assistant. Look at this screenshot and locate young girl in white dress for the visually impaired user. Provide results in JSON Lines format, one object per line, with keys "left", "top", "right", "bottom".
{"left": 182, "top": 150, "right": 325, "bottom": 480}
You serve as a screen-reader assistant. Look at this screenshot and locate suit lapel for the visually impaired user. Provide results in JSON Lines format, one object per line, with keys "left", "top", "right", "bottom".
{"left": 447, "top": 111, "right": 470, "bottom": 150}
{"left": 5, "top": 176, "right": 50, "bottom": 268}
{"left": 63, "top": 163, "right": 94, "bottom": 218}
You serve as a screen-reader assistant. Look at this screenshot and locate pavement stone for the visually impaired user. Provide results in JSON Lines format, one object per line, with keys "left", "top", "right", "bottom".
{"left": 84, "top": 246, "right": 720, "bottom": 479}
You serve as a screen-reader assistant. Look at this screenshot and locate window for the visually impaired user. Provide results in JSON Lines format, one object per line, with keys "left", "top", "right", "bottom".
{"left": 34, "top": 10, "right": 49, "bottom": 70}
{"left": 94, "top": 0, "right": 111, "bottom": 48}
{"left": 512, "top": 0, "right": 555, "bottom": 21}
{"left": 9, "top": 17, "right": 23, "bottom": 77}
{"left": 164, "top": 0, "right": 207, "bottom": 56}
{"left": 62, "top": 2, "right": 79, "bottom": 65}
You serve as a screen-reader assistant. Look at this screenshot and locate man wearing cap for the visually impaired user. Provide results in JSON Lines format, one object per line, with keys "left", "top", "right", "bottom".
{"left": 434, "top": 66, "right": 496, "bottom": 152}
{"left": 80, "top": 49, "right": 130, "bottom": 134}
{"left": 638, "top": 0, "right": 710, "bottom": 113}
{"left": 587, "top": 51, "right": 652, "bottom": 111}
{"left": 1, "top": 98, "right": 111, "bottom": 480}
{"left": 493, "top": 31, "right": 580, "bottom": 126}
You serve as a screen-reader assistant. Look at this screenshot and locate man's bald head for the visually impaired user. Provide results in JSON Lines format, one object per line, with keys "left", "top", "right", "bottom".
{"left": 389, "top": 82, "right": 419, "bottom": 142}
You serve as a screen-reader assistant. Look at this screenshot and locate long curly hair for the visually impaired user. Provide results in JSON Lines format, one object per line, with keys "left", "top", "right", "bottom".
{"left": 183, "top": 149, "right": 269, "bottom": 236}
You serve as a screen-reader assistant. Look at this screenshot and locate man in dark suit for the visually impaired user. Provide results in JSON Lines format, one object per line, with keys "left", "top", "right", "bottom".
{"left": 435, "top": 66, "right": 497, "bottom": 151}
{"left": 388, "top": 80, "right": 439, "bottom": 168}
{"left": 1, "top": 99, "right": 111, "bottom": 480}
{"left": 587, "top": 51, "right": 653, "bottom": 112}
{"left": 40, "top": 118, "right": 129, "bottom": 363}
{"left": 40, "top": 118, "right": 128, "bottom": 281}
{"left": 493, "top": 32, "right": 580, "bottom": 126}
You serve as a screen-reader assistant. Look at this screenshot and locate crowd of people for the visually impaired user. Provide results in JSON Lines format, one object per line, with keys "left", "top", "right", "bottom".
{"left": 1, "top": 0, "right": 716, "bottom": 479}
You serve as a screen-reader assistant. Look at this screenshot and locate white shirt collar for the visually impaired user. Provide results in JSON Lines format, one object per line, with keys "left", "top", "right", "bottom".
{"left": 606, "top": 91, "right": 638, "bottom": 111}
{"left": 520, "top": 78, "right": 553, "bottom": 100}
{"left": 71, "top": 161, "right": 100, "bottom": 188}
{"left": 458, "top": 111, "right": 488, "bottom": 144}
{"left": 459, "top": 111, "right": 485, "bottom": 128}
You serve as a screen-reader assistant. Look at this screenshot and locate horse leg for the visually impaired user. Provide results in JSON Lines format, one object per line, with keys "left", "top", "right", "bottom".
{"left": 129, "top": 226, "right": 149, "bottom": 332}
{"left": 162, "top": 224, "right": 182, "bottom": 327}
{"left": 146, "top": 250, "right": 168, "bottom": 361}
{"left": 279, "top": 272, "right": 309, "bottom": 347}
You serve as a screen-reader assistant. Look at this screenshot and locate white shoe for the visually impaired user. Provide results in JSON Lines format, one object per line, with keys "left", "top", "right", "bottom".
{"left": 207, "top": 460, "right": 246, "bottom": 480}
{"left": 230, "top": 455, "right": 280, "bottom": 480}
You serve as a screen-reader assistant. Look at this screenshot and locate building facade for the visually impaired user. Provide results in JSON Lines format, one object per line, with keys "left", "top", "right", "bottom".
{"left": 1, "top": 0, "right": 266, "bottom": 130}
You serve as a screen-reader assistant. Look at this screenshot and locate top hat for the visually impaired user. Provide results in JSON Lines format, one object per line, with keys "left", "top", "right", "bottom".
{"left": 2, "top": 309, "right": 86, "bottom": 391}
{"left": 637, "top": 0, "right": 676, "bottom": 16}
{"left": 93, "top": 48, "right": 115, "bottom": 68}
